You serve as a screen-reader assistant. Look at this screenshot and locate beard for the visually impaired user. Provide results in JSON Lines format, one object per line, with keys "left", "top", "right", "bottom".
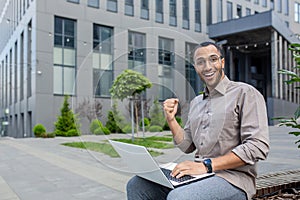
{"left": 199, "top": 67, "right": 224, "bottom": 91}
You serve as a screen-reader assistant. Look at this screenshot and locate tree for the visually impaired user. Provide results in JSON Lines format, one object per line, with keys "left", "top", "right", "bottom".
{"left": 274, "top": 43, "right": 300, "bottom": 148}
{"left": 110, "top": 69, "right": 152, "bottom": 140}
{"left": 54, "top": 96, "right": 81, "bottom": 136}
{"left": 75, "top": 98, "right": 103, "bottom": 123}
{"left": 105, "top": 100, "right": 126, "bottom": 133}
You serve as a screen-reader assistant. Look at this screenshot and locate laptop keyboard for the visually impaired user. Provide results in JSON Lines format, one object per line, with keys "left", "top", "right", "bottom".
{"left": 160, "top": 168, "right": 195, "bottom": 183}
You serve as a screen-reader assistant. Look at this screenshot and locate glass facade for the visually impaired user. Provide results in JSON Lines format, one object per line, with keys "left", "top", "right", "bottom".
{"left": 125, "top": 0, "right": 134, "bottom": 16}
{"left": 53, "top": 17, "right": 76, "bottom": 95}
{"left": 88, "top": 0, "right": 99, "bottom": 8}
{"left": 155, "top": 0, "right": 163, "bottom": 23}
{"left": 295, "top": 2, "right": 300, "bottom": 23}
{"left": 227, "top": 1, "right": 233, "bottom": 20}
{"left": 185, "top": 43, "right": 199, "bottom": 100}
{"left": 195, "top": 0, "right": 201, "bottom": 32}
{"left": 93, "top": 24, "right": 114, "bottom": 97}
{"left": 169, "top": 0, "right": 177, "bottom": 26}
{"left": 182, "top": 0, "right": 190, "bottom": 29}
{"left": 217, "top": 0, "right": 223, "bottom": 23}
{"left": 128, "top": 31, "right": 146, "bottom": 75}
{"left": 158, "top": 37, "right": 174, "bottom": 100}
{"left": 107, "top": 0, "right": 118, "bottom": 12}
{"left": 141, "top": 0, "right": 149, "bottom": 19}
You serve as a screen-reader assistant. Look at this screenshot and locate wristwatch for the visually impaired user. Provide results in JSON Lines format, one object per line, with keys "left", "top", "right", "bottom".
{"left": 202, "top": 158, "right": 213, "bottom": 173}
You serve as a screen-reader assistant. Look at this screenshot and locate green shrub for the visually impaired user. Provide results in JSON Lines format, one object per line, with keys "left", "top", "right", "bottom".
{"left": 90, "top": 119, "right": 102, "bottom": 134}
{"left": 94, "top": 127, "right": 110, "bottom": 135}
{"left": 105, "top": 110, "right": 124, "bottom": 133}
{"left": 33, "top": 124, "right": 46, "bottom": 137}
{"left": 149, "top": 125, "right": 163, "bottom": 132}
{"left": 54, "top": 96, "right": 81, "bottom": 137}
{"left": 102, "top": 127, "right": 110, "bottom": 135}
{"left": 45, "top": 132, "right": 56, "bottom": 138}
{"left": 122, "top": 124, "right": 137, "bottom": 133}
{"left": 67, "top": 129, "right": 80, "bottom": 137}
{"left": 140, "top": 117, "right": 150, "bottom": 127}
{"left": 94, "top": 127, "right": 104, "bottom": 135}
{"left": 40, "top": 132, "right": 56, "bottom": 138}
{"left": 139, "top": 117, "right": 150, "bottom": 131}
{"left": 90, "top": 119, "right": 111, "bottom": 135}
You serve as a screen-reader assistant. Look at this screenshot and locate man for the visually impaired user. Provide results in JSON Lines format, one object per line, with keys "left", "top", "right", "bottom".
{"left": 127, "top": 42, "right": 269, "bottom": 200}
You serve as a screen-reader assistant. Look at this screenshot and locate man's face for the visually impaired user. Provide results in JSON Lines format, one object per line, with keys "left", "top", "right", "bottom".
{"left": 193, "top": 45, "right": 225, "bottom": 91}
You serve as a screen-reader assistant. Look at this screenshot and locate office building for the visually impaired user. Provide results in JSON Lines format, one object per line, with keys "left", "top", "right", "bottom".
{"left": 0, "top": 0, "right": 299, "bottom": 137}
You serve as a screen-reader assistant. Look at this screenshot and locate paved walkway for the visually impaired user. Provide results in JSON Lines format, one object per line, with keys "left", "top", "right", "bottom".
{"left": 0, "top": 126, "right": 299, "bottom": 200}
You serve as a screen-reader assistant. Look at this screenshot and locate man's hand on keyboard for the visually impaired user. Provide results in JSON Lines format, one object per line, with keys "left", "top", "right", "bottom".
{"left": 171, "top": 161, "right": 207, "bottom": 179}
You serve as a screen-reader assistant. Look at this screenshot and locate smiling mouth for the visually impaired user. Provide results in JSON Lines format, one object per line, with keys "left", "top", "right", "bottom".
{"left": 203, "top": 72, "right": 215, "bottom": 78}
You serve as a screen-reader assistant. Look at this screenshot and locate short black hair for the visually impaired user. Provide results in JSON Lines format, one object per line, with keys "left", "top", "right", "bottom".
{"left": 193, "top": 41, "right": 224, "bottom": 58}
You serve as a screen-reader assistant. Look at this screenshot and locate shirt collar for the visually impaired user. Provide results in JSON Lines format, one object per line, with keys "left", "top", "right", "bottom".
{"left": 203, "top": 76, "right": 230, "bottom": 99}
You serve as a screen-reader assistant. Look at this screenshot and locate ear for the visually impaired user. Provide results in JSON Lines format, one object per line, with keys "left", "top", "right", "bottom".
{"left": 221, "top": 58, "right": 225, "bottom": 69}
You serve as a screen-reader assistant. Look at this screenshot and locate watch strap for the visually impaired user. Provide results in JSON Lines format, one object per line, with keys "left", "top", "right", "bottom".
{"left": 203, "top": 158, "right": 213, "bottom": 173}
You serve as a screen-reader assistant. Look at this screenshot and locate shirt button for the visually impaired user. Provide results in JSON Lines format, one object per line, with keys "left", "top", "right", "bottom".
{"left": 200, "top": 142, "right": 204, "bottom": 146}
{"left": 202, "top": 125, "right": 207, "bottom": 129}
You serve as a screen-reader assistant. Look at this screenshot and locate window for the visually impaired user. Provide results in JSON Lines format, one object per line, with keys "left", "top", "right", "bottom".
{"left": 93, "top": 24, "right": 114, "bottom": 97}
{"left": 27, "top": 21, "right": 32, "bottom": 97}
{"left": 0, "top": 61, "right": 3, "bottom": 107}
{"left": 88, "top": 0, "right": 99, "bottom": 8}
{"left": 295, "top": 2, "right": 300, "bottom": 23}
{"left": 217, "top": 0, "right": 223, "bottom": 23}
{"left": 237, "top": 4, "right": 242, "bottom": 18}
{"left": 156, "top": 0, "right": 164, "bottom": 23}
{"left": 182, "top": 0, "right": 190, "bottom": 29}
{"left": 9, "top": 49, "right": 12, "bottom": 105}
{"left": 270, "top": 0, "right": 274, "bottom": 10}
{"left": 185, "top": 43, "right": 200, "bottom": 100}
{"left": 23, "top": 0, "right": 25, "bottom": 15}
{"left": 227, "top": 1, "right": 233, "bottom": 20}
{"left": 128, "top": 31, "right": 146, "bottom": 75}
{"left": 277, "top": 0, "right": 282, "bottom": 13}
{"left": 283, "top": 0, "right": 288, "bottom": 16}
{"left": 141, "top": 0, "right": 149, "bottom": 19}
{"left": 254, "top": 0, "right": 259, "bottom": 5}
{"left": 67, "top": 0, "right": 79, "bottom": 3}
{"left": 125, "top": 0, "right": 134, "bottom": 16}
{"left": 262, "top": 0, "right": 267, "bottom": 7}
{"left": 195, "top": 0, "right": 201, "bottom": 32}
{"left": 5, "top": 56, "right": 8, "bottom": 107}
{"left": 246, "top": 8, "right": 251, "bottom": 16}
{"left": 20, "top": 32, "right": 24, "bottom": 100}
{"left": 107, "top": 0, "right": 118, "bottom": 12}
{"left": 53, "top": 17, "right": 76, "bottom": 95}
{"left": 169, "top": 0, "right": 177, "bottom": 26}
{"left": 158, "top": 37, "right": 174, "bottom": 100}
{"left": 14, "top": 41, "right": 17, "bottom": 103}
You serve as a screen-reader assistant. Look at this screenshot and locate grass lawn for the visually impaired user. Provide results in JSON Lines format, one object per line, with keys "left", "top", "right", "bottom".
{"left": 113, "top": 136, "right": 174, "bottom": 149}
{"left": 61, "top": 135, "right": 174, "bottom": 157}
{"left": 62, "top": 141, "right": 120, "bottom": 157}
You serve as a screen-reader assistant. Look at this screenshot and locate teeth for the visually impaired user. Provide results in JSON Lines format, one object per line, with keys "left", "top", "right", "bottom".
{"left": 204, "top": 72, "right": 214, "bottom": 77}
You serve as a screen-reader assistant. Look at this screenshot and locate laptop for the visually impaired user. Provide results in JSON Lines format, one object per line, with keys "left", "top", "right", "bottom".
{"left": 109, "top": 140, "right": 214, "bottom": 189}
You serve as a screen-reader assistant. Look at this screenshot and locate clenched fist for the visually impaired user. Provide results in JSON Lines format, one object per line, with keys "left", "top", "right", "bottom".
{"left": 163, "top": 98, "right": 179, "bottom": 122}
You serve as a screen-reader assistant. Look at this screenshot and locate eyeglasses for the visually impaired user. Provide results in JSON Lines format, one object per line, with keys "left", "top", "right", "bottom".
{"left": 194, "top": 55, "right": 222, "bottom": 67}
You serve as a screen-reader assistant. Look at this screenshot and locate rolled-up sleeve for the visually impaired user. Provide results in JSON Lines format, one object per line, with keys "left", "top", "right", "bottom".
{"left": 174, "top": 117, "right": 196, "bottom": 153}
{"left": 232, "top": 87, "right": 270, "bottom": 165}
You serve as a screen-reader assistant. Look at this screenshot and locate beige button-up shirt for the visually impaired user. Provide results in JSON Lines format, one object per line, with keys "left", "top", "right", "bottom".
{"left": 176, "top": 76, "right": 269, "bottom": 199}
